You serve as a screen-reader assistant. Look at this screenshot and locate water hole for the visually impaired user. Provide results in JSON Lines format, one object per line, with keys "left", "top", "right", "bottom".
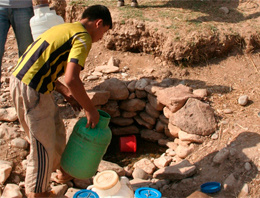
{"left": 103, "top": 134, "right": 167, "bottom": 167}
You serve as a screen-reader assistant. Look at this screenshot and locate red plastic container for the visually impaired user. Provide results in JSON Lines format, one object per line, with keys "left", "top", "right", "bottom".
{"left": 120, "top": 135, "right": 137, "bottom": 152}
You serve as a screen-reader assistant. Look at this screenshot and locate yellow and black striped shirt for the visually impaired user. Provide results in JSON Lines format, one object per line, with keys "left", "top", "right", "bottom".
{"left": 12, "top": 22, "right": 92, "bottom": 94}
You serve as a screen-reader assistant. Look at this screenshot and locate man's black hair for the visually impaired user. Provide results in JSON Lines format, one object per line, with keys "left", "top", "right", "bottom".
{"left": 82, "top": 5, "right": 112, "bottom": 29}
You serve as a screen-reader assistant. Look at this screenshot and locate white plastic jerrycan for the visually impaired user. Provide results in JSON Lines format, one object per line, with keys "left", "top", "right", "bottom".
{"left": 87, "top": 170, "right": 134, "bottom": 198}
{"left": 30, "top": 4, "right": 64, "bottom": 41}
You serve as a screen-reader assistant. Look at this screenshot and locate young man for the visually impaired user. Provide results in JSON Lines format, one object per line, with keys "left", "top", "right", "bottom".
{"left": 9, "top": 4, "right": 112, "bottom": 198}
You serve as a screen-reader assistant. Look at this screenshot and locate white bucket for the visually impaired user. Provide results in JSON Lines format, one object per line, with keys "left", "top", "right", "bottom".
{"left": 30, "top": 4, "right": 64, "bottom": 41}
{"left": 87, "top": 170, "right": 134, "bottom": 198}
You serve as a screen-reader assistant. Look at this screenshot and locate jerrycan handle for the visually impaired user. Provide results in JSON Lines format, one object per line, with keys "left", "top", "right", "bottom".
{"left": 33, "top": 4, "right": 50, "bottom": 17}
{"left": 97, "top": 110, "right": 111, "bottom": 129}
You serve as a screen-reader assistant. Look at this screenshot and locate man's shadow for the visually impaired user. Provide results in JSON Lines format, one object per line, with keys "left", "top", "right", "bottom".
{"left": 139, "top": 0, "right": 260, "bottom": 23}
{"left": 161, "top": 131, "right": 260, "bottom": 197}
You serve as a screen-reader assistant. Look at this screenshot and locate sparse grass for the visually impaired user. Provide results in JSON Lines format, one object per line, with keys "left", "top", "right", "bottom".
{"left": 67, "top": 0, "right": 259, "bottom": 58}
{"left": 118, "top": 7, "right": 144, "bottom": 21}
{"left": 69, "top": 0, "right": 113, "bottom": 7}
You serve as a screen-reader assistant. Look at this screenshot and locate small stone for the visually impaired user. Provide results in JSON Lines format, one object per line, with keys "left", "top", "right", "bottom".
{"left": 11, "top": 138, "right": 28, "bottom": 149}
{"left": 132, "top": 167, "right": 148, "bottom": 180}
{"left": 244, "top": 162, "right": 252, "bottom": 171}
{"left": 238, "top": 183, "right": 249, "bottom": 197}
{"left": 87, "top": 75, "right": 99, "bottom": 80}
{"left": 211, "top": 133, "right": 218, "bottom": 140}
{"left": 223, "top": 173, "right": 237, "bottom": 191}
{"left": 219, "top": 6, "right": 229, "bottom": 14}
{"left": 121, "top": 73, "right": 128, "bottom": 77}
{"left": 213, "top": 148, "right": 229, "bottom": 164}
{"left": 238, "top": 95, "right": 248, "bottom": 106}
{"left": 223, "top": 109, "right": 233, "bottom": 114}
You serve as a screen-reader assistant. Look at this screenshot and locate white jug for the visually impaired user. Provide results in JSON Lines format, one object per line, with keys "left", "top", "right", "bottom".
{"left": 30, "top": 4, "right": 64, "bottom": 41}
{"left": 87, "top": 170, "right": 134, "bottom": 198}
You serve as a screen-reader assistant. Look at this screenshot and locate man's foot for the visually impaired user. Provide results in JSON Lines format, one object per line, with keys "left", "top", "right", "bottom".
{"left": 51, "top": 169, "right": 73, "bottom": 184}
{"left": 131, "top": 1, "right": 138, "bottom": 7}
{"left": 117, "top": 0, "right": 124, "bottom": 7}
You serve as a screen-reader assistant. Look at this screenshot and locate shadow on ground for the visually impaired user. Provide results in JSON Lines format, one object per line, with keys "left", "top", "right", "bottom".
{"left": 138, "top": 0, "right": 260, "bottom": 23}
{"left": 161, "top": 131, "right": 259, "bottom": 197}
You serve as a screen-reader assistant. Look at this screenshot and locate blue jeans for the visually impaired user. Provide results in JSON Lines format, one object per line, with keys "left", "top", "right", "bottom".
{"left": 0, "top": 7, "right": 34, "bottom": 78}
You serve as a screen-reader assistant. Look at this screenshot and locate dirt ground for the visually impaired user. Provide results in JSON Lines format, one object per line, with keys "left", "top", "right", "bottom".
{"left": 0, "top": 0, "right": 260, "bottom": 197}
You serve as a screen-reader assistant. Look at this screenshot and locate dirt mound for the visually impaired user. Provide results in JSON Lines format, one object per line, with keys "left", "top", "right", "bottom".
{"left": 104, "top": 20, "right": 260, "bottom": 64}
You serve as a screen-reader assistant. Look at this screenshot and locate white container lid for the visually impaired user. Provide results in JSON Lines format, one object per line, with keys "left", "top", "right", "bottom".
{"left": 94, "top": 170, "right": 119, "bottom": 190}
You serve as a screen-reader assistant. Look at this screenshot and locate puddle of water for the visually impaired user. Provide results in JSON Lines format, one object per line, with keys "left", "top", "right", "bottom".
{"left": 103, "top": 135, "right": 167, "bottom": 167}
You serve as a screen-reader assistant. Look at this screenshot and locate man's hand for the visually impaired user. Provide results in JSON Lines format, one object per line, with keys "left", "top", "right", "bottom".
{"left": 63, "top": 94, "right": 82, "bottom": 112}
{"left": 55, "top": 80, "right": 82, "bottom": 111}
{"left": 64, "top": 62, "right": 101, "bottom": 128}
{"left": 85, "top": 108, "right": 100, "bottom": 128}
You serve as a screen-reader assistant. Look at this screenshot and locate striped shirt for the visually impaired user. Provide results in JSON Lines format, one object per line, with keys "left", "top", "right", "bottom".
{"left": 12, "top": 22, "right": 92, "bottom": 94}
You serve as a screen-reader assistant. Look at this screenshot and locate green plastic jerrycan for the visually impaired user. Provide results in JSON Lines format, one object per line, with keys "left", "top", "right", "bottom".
{"left": 61, "top": 110, "right": 112, "bottom": 179}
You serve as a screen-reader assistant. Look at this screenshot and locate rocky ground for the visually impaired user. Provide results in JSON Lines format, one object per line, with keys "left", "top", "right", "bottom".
{"left": 0, "top": 0, "right": 260, "bottom": 197}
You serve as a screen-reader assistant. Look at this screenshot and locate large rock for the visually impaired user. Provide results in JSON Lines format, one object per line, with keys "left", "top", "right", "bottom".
{"left": 166, "top": 123, "right": 180, "bottom": 138}
{"left": 170, "top": 98, "right": 217, "bottom": 136}
{"left": 120, "top": 99, "right": 146, "bottom": 112}
{"left": 134, "top": 116, "right": 153, "bottom": 129}
{"left": 99, "top": 78, "right": 129, "bottom": 100}
{"left": 130, "top": 178, "right": 152, "bottom": 191}
{"left": 144, "top": 85, "right": 164, "bottom": 95}
{"left": 87, "top": 90, "right": 110, "bottom": 106}
{"left": 175, "top": 144, "right": 194, "bottom": 159}
{"left": 98, "top": 160, "right": 125, "bottom": 176}
{"left": 11, "top": 138, "right": 28, "bottom": 149}
{"left": 153, "top": 159, "right": 196, "bottom": 180}
{"left": 127, "top": 80, "right": 137, "bottom": 92}
{"left": 135, "top": 78, "right": 151, "bottom": 90}
{"left": 157, "top": 84, "right": 200, "bottom": 113}
{"left": 95, "top": 65, "right": 120, "bottom": 74}
{"left": 111, "top": 125, "right": 139, "bottom": 136}
{"left": 0, "top": 107, "right": 18, "bottom": 122}
{"left": 153, "top": 156, "right": 172, "bottom": 169}
{"left": 2, "top": 183, "right": 22, "bottom": 198}
{"left": 101, "top": 101, "right": 120, "bottom": 118}
{"left": 110, "top": 117, "right": 134, "bottom": 126}
{"left": 178, "top": 130, "right": 205, "bottom": 144}
{"left": 0, "top": 164, "right": 12, "bottom": 184}
{"left": 145, "top": 103, "right": 160, "bottom": 118}
{"left": 140, "top": 129, "right": 166, "bottom": 142}
{"left": 139, "top": 112, "right": 156, "bottom": 125}
{"left": 134, "top": 158, "right": 156, "bottom": 175}
{"left": 121, "top": 111, "right": 137, "bottom": 118}
{"left": 147, "top": 94, "right": 164, "bottom": 111}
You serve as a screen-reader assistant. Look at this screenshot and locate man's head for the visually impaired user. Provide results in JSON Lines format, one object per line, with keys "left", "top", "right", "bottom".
{"left": 81, "top": 5, "right": 112, "bottom": 42}
{"left": 82, "top": 5, "right": 112, "bottom": 29}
